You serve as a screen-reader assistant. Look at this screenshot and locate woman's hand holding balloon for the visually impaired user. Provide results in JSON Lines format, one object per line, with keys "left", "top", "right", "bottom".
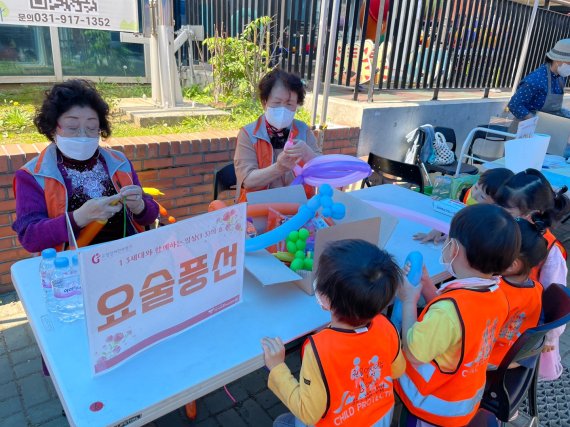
{"left": 73, "top": 194, "right": 123, "bottom": 227}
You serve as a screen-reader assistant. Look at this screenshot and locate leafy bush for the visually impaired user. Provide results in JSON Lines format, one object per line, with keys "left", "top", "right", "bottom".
{"left": 203, "top": 16, "right": 275, "bottom": 102}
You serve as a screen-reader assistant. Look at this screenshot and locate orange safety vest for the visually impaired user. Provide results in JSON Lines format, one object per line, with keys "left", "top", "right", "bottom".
{"left": 462, "top": 187, "right": 473, "bottom": 205}
{"left": 489, "top": 277, "right": 543, "bottom": 367}
{"left": 529, "top": 228, "right": 567, "bottom": 282}
{"left": 394, "top": 284, "right": 509, "bottom": 427}
{"left": 236, "top": 116, "right": 315, "bottom": 203}
{"left": 305, "top": 315, "right": 399, "bottom": 427}
{"left": 16, "top": 143, "right": 143, "bottom": 252}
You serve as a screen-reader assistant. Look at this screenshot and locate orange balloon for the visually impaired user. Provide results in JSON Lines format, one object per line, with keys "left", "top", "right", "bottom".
{"left": 246, "top": 203, "right": 300, "bottom": 218}
{"left": 208, "top": 199, "right": 228, "bottom": 212}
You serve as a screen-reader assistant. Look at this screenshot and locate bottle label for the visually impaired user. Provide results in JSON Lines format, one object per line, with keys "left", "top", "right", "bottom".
{"left": 53, "top": 279, "right": 81, "bottom": 299}
{"left": 40, "top": 271, "right": 51, "bottom": 289}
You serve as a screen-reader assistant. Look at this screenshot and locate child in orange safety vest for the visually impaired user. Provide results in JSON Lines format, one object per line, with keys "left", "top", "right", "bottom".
{"left": 495, "top": 168, "right": 570, "bottom": 381}
{"left": 415, "top": 168, "right": 514, "bottom": 244}
{"left": 262, "top": 239, "right": 406, "bottom": 427}
{"left": 461, "top": 167, "right": 514, "bottom": 205}
{"left": 395, "top": 204, "right": 521, "bottom": 427}
{"left": 488, "top": 218, "right": 547, "bottom": 368}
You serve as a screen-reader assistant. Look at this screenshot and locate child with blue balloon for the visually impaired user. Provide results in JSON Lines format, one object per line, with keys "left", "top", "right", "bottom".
{"left": 262, "top": 239, "right": 405, "bottom": 427}
{"left": 395, "top": 204, "right": 520, "bottom": 427}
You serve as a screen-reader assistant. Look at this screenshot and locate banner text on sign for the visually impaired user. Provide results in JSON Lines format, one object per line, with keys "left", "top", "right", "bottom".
{"left": 0, "top": 0, "right": 139, "bottom": 32}
{"left": 80, "top": 204, "right": 246, "bottom": 374}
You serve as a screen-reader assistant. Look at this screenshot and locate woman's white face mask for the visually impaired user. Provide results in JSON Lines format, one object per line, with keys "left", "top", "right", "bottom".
{"left": 265, "top": 106, "right": 296, "bottom": 130}
{"left": 557, "top": 63, "right": 570, "bottom": 78}
{"left": 55, "top": 135, "right": 100, "bottom": 161}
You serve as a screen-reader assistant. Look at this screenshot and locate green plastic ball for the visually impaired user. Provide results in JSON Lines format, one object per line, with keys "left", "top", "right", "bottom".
{"left": 290, "top": 258, "right": 304, "bottom": 272}
{"left": 286, "top": 241, "right": 297, "bottom": 254}
{"left": 303, "top": 258, "right": 314, "bottom": 271}
{"left": 288, "top": 231, "right": 299, "bottom": 242}
{"left": 298, "top": 228, "right": 310, "bottom": 240}
{"left": 295, "top": 250, "right": 305, "bottom": 259}
{"left": 296, "top": 239, "right": 306, "bottom": 251}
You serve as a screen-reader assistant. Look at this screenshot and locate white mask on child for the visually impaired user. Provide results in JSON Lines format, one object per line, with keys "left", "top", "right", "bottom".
{"left": 265, "top": 106, "right": 295, "bottom": 130}
{"left": 439, "top": 239, "right": 458, "bottom": 278}
{"left": 313, "top": 279, "right": 327, "bottom": 310}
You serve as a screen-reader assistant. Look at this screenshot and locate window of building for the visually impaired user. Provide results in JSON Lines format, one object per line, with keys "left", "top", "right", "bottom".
{"left": 0, "top": 25, "right": 54, "bottom": 76}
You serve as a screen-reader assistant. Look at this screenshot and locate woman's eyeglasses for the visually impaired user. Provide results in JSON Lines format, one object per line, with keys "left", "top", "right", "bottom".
{"left": 58, "top": 126, "right": 101, "bottom": 138}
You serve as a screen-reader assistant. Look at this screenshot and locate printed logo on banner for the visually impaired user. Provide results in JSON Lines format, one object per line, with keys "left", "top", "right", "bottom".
{"left": 80, "top": 204, "right": 246, "bottom": 374}
{"left": 0, "top": 0, "right": 138, "bottom": 31}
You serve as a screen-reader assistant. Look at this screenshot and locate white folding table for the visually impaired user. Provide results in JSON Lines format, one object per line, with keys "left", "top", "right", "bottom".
{"left": 11, "top": 185, "right": 450, "bottom": 427}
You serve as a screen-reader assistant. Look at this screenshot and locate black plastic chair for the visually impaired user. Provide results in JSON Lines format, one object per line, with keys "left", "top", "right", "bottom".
{"left": 480, "top": 283, "right": 570, "bottom": 426}
{"left": 212, "top": 163, "right": 237, "bottom": 200}
{"left": 361, "top": 152, "right": 424, "bottom": 193}
{"left": 417, "top": 126, "right": 479, "bottom": 176}
{"left": 466, "top": 124, "right": 508, "bottom": 164}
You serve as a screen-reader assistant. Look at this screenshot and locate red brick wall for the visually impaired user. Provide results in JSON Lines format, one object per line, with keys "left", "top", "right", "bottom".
{"left": 0, "top": 126, "right": 359, "bottom": 294}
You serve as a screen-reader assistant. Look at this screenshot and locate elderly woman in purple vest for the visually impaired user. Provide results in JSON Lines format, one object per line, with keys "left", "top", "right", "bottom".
{"left": 234, "top": 69, "right": 321, "bottom": 203}
{"left": 12, "top": 79, "right": 159, "bottom": 253}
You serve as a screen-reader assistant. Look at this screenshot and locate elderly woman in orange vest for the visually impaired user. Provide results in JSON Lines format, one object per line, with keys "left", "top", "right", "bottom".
{"left": 12, "top": 79, "right": 159, "bottom": 254}
{"left": 234, "top": 69, "right": 321, "bottom": 203}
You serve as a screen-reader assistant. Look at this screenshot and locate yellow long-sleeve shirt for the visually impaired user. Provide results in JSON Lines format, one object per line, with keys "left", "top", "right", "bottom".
{"left": 406, "top": 300, "right": 463, "bottom": 371}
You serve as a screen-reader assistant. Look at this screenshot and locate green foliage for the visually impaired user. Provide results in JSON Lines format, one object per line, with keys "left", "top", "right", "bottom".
{"left": 0, "top": 82, "right": 314, "bottom": 144}
{"left": 81, "top": 31, "right": 132, "bottom": 75}
{"left": 0, "top": 100, "right": 34, "bottom": 136}
{"left": 203, "top": 16, "right": 274, "bottom": 102}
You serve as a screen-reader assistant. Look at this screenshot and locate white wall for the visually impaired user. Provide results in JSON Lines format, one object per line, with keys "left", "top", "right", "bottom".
{"left": 357, "top": 99, "right": 509, "bottom": 161}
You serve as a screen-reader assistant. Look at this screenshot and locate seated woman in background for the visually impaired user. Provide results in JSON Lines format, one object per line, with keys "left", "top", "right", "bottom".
{"left": 234, "top": 69, "right": 321, "bottom": 203}
{"left": 12, "top": 79, "right": 159, "bottom": 253}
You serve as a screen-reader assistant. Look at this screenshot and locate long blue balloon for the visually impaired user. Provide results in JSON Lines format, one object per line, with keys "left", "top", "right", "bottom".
{"left": 391, "top": 251, "right": 423, "bottom": 332}
{"left": 245, "top": 184, "right": 342, "bottom": 252}
{"left": 245, "top": 205, "right": 314, "bottom": 252}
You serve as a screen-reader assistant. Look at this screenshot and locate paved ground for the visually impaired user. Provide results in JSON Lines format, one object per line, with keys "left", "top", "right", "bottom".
{"left": 1, "top": 290, "right": 569, "bottom": 427}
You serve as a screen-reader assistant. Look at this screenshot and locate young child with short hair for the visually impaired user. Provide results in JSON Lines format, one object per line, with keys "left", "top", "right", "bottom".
{"left": 262, "top": 239, "right": 405, "bottom": 427}
{"left": 488, "top": 218, "right": 547, "bottom": 368}
{"left": 495, "top": 168, "right": 570, "bottom": 380}
{"left": 461, "top": 167, "right": 514, "bottom": 205}
{"left": 414, "top": 168, "right": 514, "bottom": 243}
{"left": 396, "top": 204, "right": 520, "bottom": 427}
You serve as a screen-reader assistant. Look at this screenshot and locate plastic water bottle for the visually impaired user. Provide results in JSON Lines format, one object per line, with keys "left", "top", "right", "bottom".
{"left": 432, "top": 176, "right": 452, "bottom": 199}
{"left": 39, "top": 248, "right": 57, "bottom": 312}
{"left": 52, "top": 257, "right": 81, "bottom": 322}
{"left": 69, "top": 254, "right": 84, "bottom": 319}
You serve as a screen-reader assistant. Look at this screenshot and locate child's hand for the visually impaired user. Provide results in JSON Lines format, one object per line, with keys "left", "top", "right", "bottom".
{"left": 397, "top": 275, "right": 422, "bottom": 305}
{"left": 420, "top": 265, "right": 433, "bottom": 289}
{"left": 413, "top": 229, "right": 446, "bottom": 244}
{"left": 261, "top": 337, "right": 285, "bottom": 370}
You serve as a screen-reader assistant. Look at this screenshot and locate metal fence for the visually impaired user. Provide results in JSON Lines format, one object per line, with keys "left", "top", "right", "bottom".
{"left": 186, "top": 0, "right": 570, "bottom": 95}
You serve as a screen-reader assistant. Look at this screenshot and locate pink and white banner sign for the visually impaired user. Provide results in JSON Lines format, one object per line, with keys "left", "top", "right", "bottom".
{"left": 80, "top": 204, "right": 246, "bottom": 374}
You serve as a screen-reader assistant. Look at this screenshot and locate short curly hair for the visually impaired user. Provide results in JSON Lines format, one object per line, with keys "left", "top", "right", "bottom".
{"left": 34, "top": 79, "right": 111, "bottom": 142}
{"left": 258, "top": 68, "right": 305, "bottom": 106}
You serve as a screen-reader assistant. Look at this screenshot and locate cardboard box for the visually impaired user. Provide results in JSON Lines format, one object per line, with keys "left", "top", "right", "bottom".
{"left": 244, "top": 186, "right": 398, "bottom": 295}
